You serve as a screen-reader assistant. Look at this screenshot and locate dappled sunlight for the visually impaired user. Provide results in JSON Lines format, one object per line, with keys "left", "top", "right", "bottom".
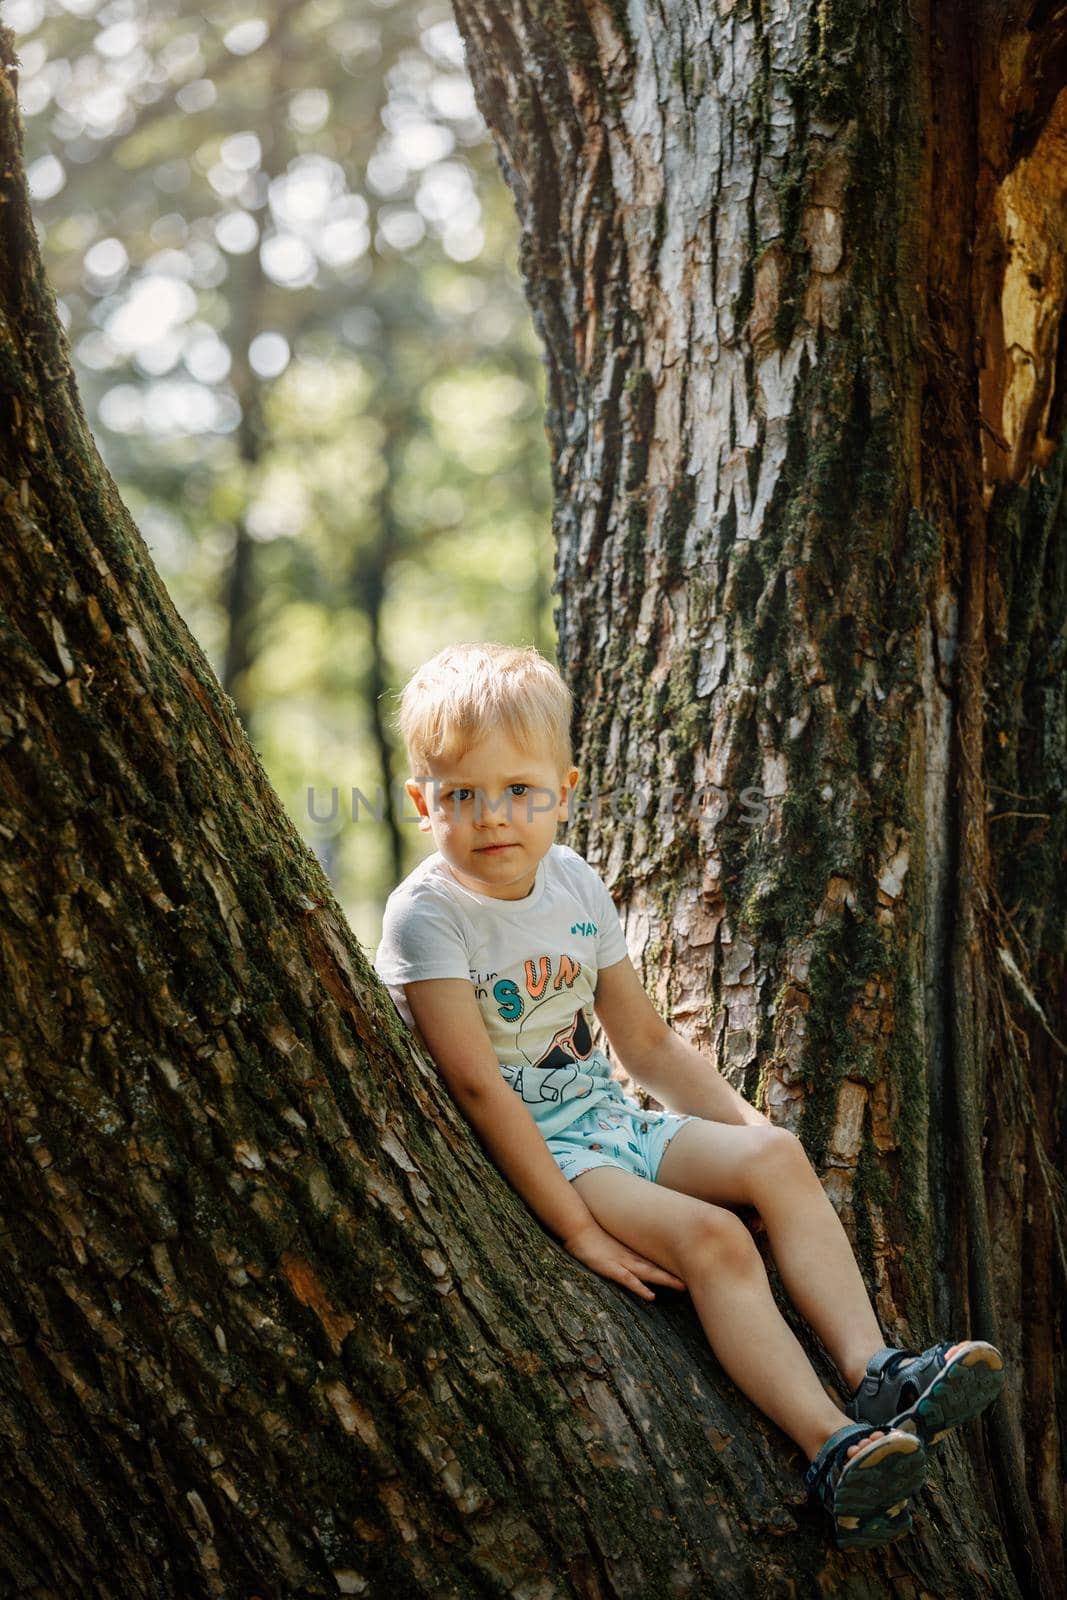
{"left": 17, "top": 0, "right": 553, "bottom": 926}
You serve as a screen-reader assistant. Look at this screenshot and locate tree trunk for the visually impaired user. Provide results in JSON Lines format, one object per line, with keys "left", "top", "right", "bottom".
{"left": 1, "top": 9, "right": 1063, "bottom": 1600}
{"left": 0, "top": 35, "right": 794, "bottom": 1595}
{"left": 450, "top": 1, "right": 1067, "bottom": 1596}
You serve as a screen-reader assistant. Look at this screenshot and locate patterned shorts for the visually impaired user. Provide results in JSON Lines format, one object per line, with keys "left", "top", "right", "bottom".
{"left": 545, "top": 1096, "right": 700, "bottom": 1185}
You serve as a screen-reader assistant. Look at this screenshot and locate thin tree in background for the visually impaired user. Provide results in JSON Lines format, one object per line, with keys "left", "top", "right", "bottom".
{"left": 17, "top": 0, "right": 553, "bottom": 930}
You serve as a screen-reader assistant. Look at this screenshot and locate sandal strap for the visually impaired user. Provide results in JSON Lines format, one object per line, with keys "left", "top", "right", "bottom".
{"left": 856, "top": 1345, "right": 909, "bottom": 1383}
{"left": 851, "top": 1344, "right": 923, "bottom": 1396}
{"left": 805, "top": 1421, "right": 878, "bottom": 1498}
{"left": 874, "top": 1340, "right": 957, "bottom": 1384}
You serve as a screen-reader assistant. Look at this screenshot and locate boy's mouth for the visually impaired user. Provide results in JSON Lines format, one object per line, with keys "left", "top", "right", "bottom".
{"left": 476, "top": 843, "right": 516, "bottom": 853}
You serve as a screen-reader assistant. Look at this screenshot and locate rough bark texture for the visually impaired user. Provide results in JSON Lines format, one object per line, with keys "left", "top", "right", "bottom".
{"left": 0, "top": 28, "right": 739, "bottom": 1599}
{"left": 0, "top": 25, "right": 813, "bottom": 1595}
{"left": 450, "top": 1, "right": 1067, "bottom": 1597}
{"left": 1, "top": 5, "right": 1064, "bottom": 1599}
{"left": 0, "top": 19, "right": 966, "bottom": 1600}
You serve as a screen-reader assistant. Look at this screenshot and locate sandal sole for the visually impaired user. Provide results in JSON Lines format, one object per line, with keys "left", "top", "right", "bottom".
{"left": 836, "top": 1514, "right": 913, "bottom": 1551}
{"left": 835, "top": 1501, "right": 914, "bottom": 1552}
{"left": 832, "top": 1433, "right": 926, "bottom": 1544}
{"left": 890, "top": 1342, "right": 1004, "bottom": 1451}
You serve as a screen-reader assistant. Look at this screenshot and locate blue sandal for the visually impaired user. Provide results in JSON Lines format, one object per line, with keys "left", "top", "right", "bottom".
{"left": 845, "top": 1340, "right": 1005, "bottom": 1452}
{"left": 805, "top": 1421, "right": 927, "bottom": 1550}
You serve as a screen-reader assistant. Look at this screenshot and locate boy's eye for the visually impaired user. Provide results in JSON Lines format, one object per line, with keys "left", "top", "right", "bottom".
{"left": 443, "top": 785, "right": 528, "bottom": 802}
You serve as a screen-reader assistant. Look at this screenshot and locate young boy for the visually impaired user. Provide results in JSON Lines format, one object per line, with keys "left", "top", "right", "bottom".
{"left": 373, "top": 641, "right": 1005, "bottom": 1550}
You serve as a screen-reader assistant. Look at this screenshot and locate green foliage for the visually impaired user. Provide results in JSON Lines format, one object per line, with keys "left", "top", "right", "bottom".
{"left": 18, "top": 0, "right": 554, "bottom": 944}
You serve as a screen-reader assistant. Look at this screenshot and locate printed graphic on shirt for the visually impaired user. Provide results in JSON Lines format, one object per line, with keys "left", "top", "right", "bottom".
{"left": 469, "top": 968, "right": 498, "bottom": 1001}
{"left": 492, "top": 955, "right": 583, "bottom": 1047}
{"left": 489, "top": 1000, "right": 596, "bottom": 1104}
{"left": 470, "top": 947, "right": 600, "bottom": 1091}
{"left": 490, "top": 953, "right": 582, "bottom": 1016}
{"left": 499, "top": 1059, "right": 588, "bottom": 1106}
{"left": 523, "top": 1002, "right": 594, "bottom": 1072}
{"left": 372, "top": 844, "right": 630, "bottom": 1138}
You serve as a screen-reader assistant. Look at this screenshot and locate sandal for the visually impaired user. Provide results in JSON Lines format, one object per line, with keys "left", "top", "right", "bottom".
{"left": 804, "top": 1421, "right": 927, "bottom": 1550}
{"left": 844, "top": 1340, "right": 1005, "bottom": 1452}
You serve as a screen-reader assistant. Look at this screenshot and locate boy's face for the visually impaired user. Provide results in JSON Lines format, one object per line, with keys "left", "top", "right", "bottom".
{"left": 406, "top": 729, "right": 579, "bottom": 900}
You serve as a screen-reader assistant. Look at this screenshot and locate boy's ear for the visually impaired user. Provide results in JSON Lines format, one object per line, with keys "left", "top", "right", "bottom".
{"left": 558, "top": 766, "right": 580, "bottom": 820}
{"left": 405, "top": 779, "right": 433, "bottom": 832}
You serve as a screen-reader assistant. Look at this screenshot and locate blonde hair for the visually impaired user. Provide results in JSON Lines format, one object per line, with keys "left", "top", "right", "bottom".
{"left": 397, "top": 642, "right": 573, "bottom": 778}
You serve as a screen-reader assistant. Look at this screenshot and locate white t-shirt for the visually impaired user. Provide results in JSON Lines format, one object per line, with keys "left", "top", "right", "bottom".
{"left": 373, "top": 842, "right": 633, "bottom": 1137}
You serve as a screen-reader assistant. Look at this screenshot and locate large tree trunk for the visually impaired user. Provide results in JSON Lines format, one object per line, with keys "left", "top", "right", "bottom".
{"left": 0, "top": 35, "right": 772, "bottom": 1597}
{"left": 1, "top": 10, "right": 1063, "bottom": 1600}
{"left": 451, "top": 1, "right": 1067, "bottom": 1597}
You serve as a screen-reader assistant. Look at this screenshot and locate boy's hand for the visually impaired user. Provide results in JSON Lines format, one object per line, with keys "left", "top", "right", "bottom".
{"left": 562, "top": 1220, "right": 687, "bottom": 1302}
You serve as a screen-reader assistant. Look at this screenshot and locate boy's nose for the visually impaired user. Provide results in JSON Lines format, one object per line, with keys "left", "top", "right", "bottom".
{"left": 476, "top": 799, "right": 512, "bottom": 822}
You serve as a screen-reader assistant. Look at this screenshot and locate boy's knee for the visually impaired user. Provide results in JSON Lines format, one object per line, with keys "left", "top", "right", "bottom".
{"left": 750, "top": 1124, "right": 809, "bottom": 1180}
{"left": 680, "top": 1205, "right": 759, "bottom": 1273}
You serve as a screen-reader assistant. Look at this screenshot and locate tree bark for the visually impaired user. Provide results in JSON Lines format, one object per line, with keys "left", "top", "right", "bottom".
{"left": 1, "top": 7, "right": 1064, "bottom": 1600}
{"left": 0, "top": 20, "right": 855, "bottom": 1599}
{"left": 450, "top": 2, "right": 1067, "bottom": 1597}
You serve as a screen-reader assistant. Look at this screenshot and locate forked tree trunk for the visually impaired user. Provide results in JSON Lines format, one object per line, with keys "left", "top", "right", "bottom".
{"left": 1, "top": 9, "right": 1064, "bottom": 1600}
{"left": 451, "top": 2, "right": 1067, "bottom": 1596}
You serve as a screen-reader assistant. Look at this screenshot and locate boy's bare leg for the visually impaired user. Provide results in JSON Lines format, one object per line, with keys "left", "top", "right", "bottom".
{"left": 654, "top": 1121, "right": 965, "bottom": 1393}
{"left": 749, "top": 1158, "right": 966, "bottom": 1388}
{"left": 572, "top": 1166, "right": 891, "bottom": 1465}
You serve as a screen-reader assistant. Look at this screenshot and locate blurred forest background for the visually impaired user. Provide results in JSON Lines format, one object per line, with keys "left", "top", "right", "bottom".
{"left": 10, "top": 0, "right": 554, "bottom": 951}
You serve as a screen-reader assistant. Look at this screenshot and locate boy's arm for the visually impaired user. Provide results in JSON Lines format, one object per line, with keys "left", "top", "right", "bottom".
{"left": 402, "top": 977, "right": 598, "bottom": 1244}
{"left": 593, "top": 956, "right": 773, "bottom": 1127}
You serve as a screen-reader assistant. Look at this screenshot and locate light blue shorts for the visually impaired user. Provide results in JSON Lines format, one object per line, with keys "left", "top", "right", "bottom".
{"left": 545, "top": 1096, "right": 700, "bottom": 1185}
